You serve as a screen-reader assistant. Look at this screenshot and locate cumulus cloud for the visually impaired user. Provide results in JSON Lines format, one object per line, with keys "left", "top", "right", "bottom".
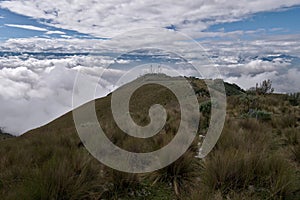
{"left": 274, "top": 68, "right": 300, "bottom": 92}
{"left": 0, "top": 66, "right": 70, "bottom": 134}
{"left": 0, "top": 39, "right": 209, "bottom": 135}
{"left": 225, "top": 68, "right": 300, "bottom": 93}
{"left": 202, "top": 36, "right": 300, "bottom": 92}
{"left": 0, "top": 54, "right": 126, "bottom": 135}
{"left": 222, "top": 59, "right": 291, "bottom": 77}
{"left": 225, "top": 71, "right": 278, "bottom": 91}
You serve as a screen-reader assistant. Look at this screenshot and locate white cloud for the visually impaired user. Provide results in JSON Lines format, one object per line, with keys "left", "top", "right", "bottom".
{"left": 274, "top": 68, "right": 300, "bottom": 92}
{"left": 5, "top": 24, "right": 48, "bottom": 32}
{"left": 0, "top": 54, "right": 126, "bottom": 135}
{"left": 0, "top": 66, "right": 76, "bottom": 135}
{"left": 1, "top": 0, "right": 300, "bottom": 37}
{"left": 45, "top": 30, "right": 66, "bottom": 35}
{"left": 0, "top": 37, "right": 107, "bottom": 52}
{"left": 225, "top": 68, "right": 300, "bottom": 93}
{"left": 222, "top": 59, "right": 290, "bottom": 77}
{"left": 225, "top": 71, "right": 278, "bottom": 91}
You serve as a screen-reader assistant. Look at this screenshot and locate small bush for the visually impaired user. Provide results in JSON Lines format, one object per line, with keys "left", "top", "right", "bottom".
{"left": 242, "top": 109, "right": 272, "bottom": 121}
{"left": 288, "top": 93, "right": 300, "bottom": 106}
{"left": 255, "top": 79, "right": 274, "bottom": 95}
{"left": 200, "top": 101, "right": 212, "bottom": 129}
{"left": 239, "top": 95, "right": 259, "bottom": 113}
{"left": 254, "top": 110, "right": 272, "bottom": 121}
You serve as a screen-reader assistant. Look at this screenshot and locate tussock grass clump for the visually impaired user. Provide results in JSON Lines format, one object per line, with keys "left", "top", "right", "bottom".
{"left": 198, "top": 118, "right": 299, "bottom": 199}
{"left": 101, "top": 169, "right": 141, "bottom": 199}
{"left": 148, "top": 151, "right": 200, "bottom": 196}
{"left": 16, "top": 154, "right": 105, "bottom": 200}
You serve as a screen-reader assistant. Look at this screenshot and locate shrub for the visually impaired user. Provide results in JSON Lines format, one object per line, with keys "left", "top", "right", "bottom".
{"left": 200, "top": 101, "right": 212, "bottom": 129}
{"left": 239, "top": 95, "right": 259, "bottom": 113}
{"left": 255, "top": 79, "right": 274, "bottom": 95}
{"left": 242, "top": 109, "right": 272, "bottom": 121}
{"left": 253, "top": 110, "right": 272, "bottom": 121}
{"left": 288, "top": 93, "right": 300, "bottom": 106}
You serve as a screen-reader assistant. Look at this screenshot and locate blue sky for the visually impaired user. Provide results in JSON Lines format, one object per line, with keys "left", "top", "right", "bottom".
{"left": 206, "top": 6, "right": 300, "bottom": 35}
{"left": 0, "top": 8, "right": 96, "bottom": 40}
{"left": 1, "top": 5, "right": 300, "bottom": 41}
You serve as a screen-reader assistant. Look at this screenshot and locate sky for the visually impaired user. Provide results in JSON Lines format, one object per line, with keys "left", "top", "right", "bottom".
{"left": 0, "top": 0, "right": 300, "bottom": 135}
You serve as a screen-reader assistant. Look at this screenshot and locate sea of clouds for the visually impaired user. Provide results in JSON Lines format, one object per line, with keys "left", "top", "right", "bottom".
{"left": 1, "top": 36, "right": 299, "bottom": 135}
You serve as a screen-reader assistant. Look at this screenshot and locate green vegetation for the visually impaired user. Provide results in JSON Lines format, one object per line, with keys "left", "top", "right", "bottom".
{"left": 248, "top": 79, "right": 274, "bottom": 95}
{"left": 0, "top": 76, "right": 299, "bottom": 199}
{"left": 241, "top": 109, "right": 272, "bottom": 121}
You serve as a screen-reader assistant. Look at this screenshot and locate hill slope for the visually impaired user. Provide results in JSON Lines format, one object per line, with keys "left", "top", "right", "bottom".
{"left": 0, "top": 75, "right": 299, "bottom": 199}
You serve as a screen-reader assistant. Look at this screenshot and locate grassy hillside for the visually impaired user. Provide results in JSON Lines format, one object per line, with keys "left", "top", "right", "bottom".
{"left": 0, "top": 75, "right": 299, "bottom": 199}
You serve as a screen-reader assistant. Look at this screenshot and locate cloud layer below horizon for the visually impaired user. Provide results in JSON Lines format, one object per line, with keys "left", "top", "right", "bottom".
{"left": 0, "top": 1, "right": 300, "bottom": 135}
